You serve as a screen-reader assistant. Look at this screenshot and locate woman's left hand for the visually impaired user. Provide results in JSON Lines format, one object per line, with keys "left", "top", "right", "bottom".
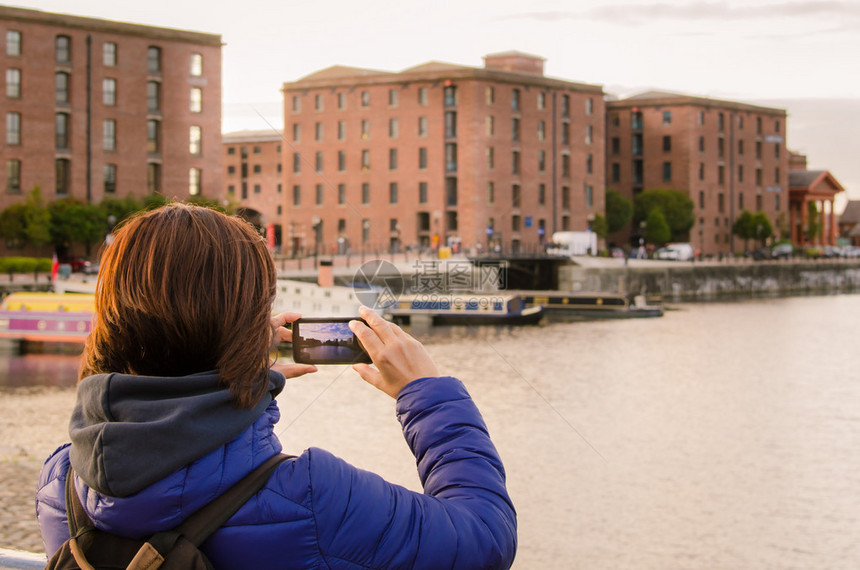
{"left": 270, "top": 312, "right": 318, "bottom": 378}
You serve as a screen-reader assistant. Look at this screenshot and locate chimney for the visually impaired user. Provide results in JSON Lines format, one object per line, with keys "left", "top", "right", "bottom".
{"left": 318, "top": 258, "right": 333, "bottom": 287}
{"left": 483, "top": 51, "right": 545, "bottom": 76}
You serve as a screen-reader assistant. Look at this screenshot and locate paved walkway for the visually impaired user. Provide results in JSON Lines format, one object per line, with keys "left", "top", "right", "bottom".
{"left": 0, "top": 461, "right": 43, "bottom": 554}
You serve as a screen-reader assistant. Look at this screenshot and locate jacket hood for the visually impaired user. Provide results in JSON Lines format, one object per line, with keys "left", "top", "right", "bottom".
{"left": 69, "top": 369, "right": 285, "bottom": 497}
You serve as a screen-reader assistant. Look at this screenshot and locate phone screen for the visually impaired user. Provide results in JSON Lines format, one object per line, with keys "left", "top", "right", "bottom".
{"left": 292, "top": 318, "right": 372, "bottom": 365}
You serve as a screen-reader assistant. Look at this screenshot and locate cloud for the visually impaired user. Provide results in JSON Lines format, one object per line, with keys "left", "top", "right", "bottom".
{"left": 505, "top": 1, "right": 860, "bottom": 26}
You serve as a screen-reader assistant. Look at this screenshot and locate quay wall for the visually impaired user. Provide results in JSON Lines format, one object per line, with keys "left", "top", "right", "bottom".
{"left": 559, "top": 261, "right": 860, "bottom": 302}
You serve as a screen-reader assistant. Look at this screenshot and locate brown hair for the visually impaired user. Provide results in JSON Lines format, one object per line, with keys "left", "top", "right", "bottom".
{"left": 80, "top": 203, "right": 277, "bottom": 408}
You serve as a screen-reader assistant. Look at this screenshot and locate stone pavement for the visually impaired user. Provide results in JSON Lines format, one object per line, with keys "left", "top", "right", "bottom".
{"left": 0, "top": 461, "right": 44, "bottom": 554}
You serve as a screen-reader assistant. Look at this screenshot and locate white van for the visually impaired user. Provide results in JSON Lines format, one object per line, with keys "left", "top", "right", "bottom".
{"left": 654, "top": 243, "right": 695, "bottom": 261}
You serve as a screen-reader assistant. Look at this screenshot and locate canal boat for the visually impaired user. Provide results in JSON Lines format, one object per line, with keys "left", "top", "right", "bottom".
{"left": 385, "top": 293, "right": 543, "bottom": 326}
{"left": 516, "top": 291, "right": 663, "bottom": 318}
{"left": 0, "top": 292, "right": 94, "bottom": 343}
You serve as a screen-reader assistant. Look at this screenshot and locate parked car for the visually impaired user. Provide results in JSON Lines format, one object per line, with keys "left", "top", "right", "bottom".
{"left": 59, "top": 257, "right": 90, "bottom": 272}
{"left": 654, "top": 243, "right": 695, "bottom": 261}
{"left": 771, "top": 243, "right": 793, "bottom": 259}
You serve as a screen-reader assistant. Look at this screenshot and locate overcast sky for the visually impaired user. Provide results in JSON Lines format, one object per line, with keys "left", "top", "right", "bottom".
{"left": 8, "top": 0, "right": 860, "bottom": 201}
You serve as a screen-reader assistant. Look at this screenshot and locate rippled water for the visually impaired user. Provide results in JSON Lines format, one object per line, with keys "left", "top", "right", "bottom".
{"left": 2, "top": 296, "right": 859, "bottom": 568}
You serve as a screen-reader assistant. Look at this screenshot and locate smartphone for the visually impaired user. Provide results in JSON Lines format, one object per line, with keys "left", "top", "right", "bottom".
{"left": 292, "top": 317, "right": 372, "bottom": 365}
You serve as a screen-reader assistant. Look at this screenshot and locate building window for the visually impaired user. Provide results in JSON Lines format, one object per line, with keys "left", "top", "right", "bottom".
{"left": 698, "top": 136, "right": 705, "bottom": 152}
{"left": 104, "top": 164, "right": 117, "bottom": 194}
{"left": 314, "top": 93, "right": 323, "bottom": 111}
{"left": 55, "top": 159, "right": 70, "bottom": 195}
{"left": 718, "top": 137, "right": 725, "bottom": 158}
{"left": 561, "top": 153, "right": 570, "bottom": 178}
{"left": 486, "top": 116, "right": 495, "bottom": 136}
{"left": 315, "top": 122, "right": 323, "bottom": 142}
{"left": 316, "top": 183, "right": 323, "bottom": 205}
{"left": 486, "top": 147, "right": 494, "bottom": 170}
{"left": 699, "top": 191, "right": 705, "bottom": 208}
{"left": 6, "top": 31, "right": 21, "bottom": 56}
{"left": 254, "top": 184, "right": 261, "bottom": 194}
{"left": 389, "top": 182, "right": 398, "bottom": 204}
{"left": 775, "top": 119, "right": 781, "bottom": 133}
{"left": 585, "top": 125, "right": 593, "bottom": 145}
{"left": 292, "top": 185, "right": 301, "bottom": 206}
{"left": 362, "top": 219, "right": 370, "bottom": 243}
{"left": 103, "top": 78, "right": 117, "bottom": 106}
{"left": 738, "top": 165, "right": 744, "bottom": 183}
{"left": 756, "top": 168, "right": 763, "bottom": 186}
{"left": 55, "top": 113, "right": 69, "bottom": 149}
{"left": 538, "top": 150, "right": 546, "bottom": 172}
{"left": 699, "top": 162, "right": 705, "bottom": 181}
{"left": 586, "top": 153, "right": 593, "bottom": 174}
{"left": 511, "top": 88, "right": 520, "bottom": 111}
{"left": 337, "top": 183, "right": 346, "bottom": 204}
{"left": 102, "top": 119, "right": 116, "bottom": 151}
{"left": 292, "top": 123, "right": 301, "bottom": 142}
{"left": 389, "top": 148, "right": 398, "bottom": 170}
{"left": 55, "top": 35, "right": 70, "bottom": 63}
{"left": 445, "top": 112, "right": 457, "bottom": 138}
{"left": 611, "top": 163, "right": 620, "bottom": 183}
{"left": 6, "top": 159, "right": 21, "bottom": 193}
{"left": 485, "top": 86, "right": 495, "bottom": 104}
{"left": 293, "top": 152, "right": 301, "bottom": 173}
{"left": 292, "top": 95, "right": 301, "bottom": 112}
{"left": 775, "top": 144, "right": 781, "bottom": 159}
{"left": 562, "top": 186, "right": 570, "bottom": 210}
{"left": 6, "top": 112, "right": 21, "bottom": 146}
{"left": 663, "top": 162, "right": 672, "bottom": 182}
{"left": 512, "top": 215, "right": 521, "bottom": 232}
{"left": 418, "top": 87, "right": 428, "bottom": 105}
{"left": 147, "top": 163, "right": 161, "bottom": 193}
{"left": 512, "top": 184, "right": 521, "bottom": 208}
{"left": 632, "top": 111, "right": 643, "bottom": 129}
{"left": 738, "top": 139, "right": 744, "bottom": 155}
{"left": 337, "top": 92, "right": 345, "bottom": 110}
{"left": 775, "top": 194, "right": 781, "bottom": 211}
{"left": 389, "top": 117, "right": 399, "bottom": 138}
{"left": 539, "top": 183, "right": 546, "bottom": 205}
{"left": 419, "top": 181, "right": 428, "bottom": 203}
{"left": 188, "top": 168, "right": 201, "bottom": 196}
{"left": 756, "top": 141, "right": 762, "bottom": 159}
{"left": 775, "top": 167, "right": 781, "bottom": 184}
{"left": 698, "top": 111, "right": 705, "bottom": 126}
{"left": 738, "top": 193, "right": 744, "bottom": 210}
{"left": 418, "top": 116, "right": 428, "bottom": 137}
{"left": 147, "top": 81, "right": 160, "bottom": 112}
{"left": 445, "top": 143, "right": 457, "bottom": 172}
{"left": 55, "top": 72, "right": 69, "bottom": 103}
{"left": 361, "top": 119, "right": 370, "bottom": 140}
{"left": 361, "top": 150, "right": 370, "bottom": 171}
{"left": 315, "top": 151, "right": 323, "bottom": 173}
{"left": 6, "top": 69, "right": 21, "bottom": 98}
{"left": 718, "top": 165, "right": 725, "bottom": 185}
{"left": 512, "top": 150, "right": 520, "bottom": 175}
{"left": 190, "top": 87, "right": 202, "bottom": 113}
{"left": 662, "top": 111, "right": 672, "bottom": 125}
{"left": 585, "top": 185, "right": 594, "bottom": 208}
{"left": 227, "top": 165, "right": 235, "bottom": 174}
{"left": 611, "top": 137, "right": 620, "bottom": 154}
{"left": 388, "top": 88, "right": 398, "bottom": 107}
{"left": 147, "top": 46, "right": 161, "bottom": 73}
{"left": 103, "top": 42, "right": 117, "bottom": 66}
{"left": 338, "top": 150, "right": 346, "bottom": 171}
{"left": 361, "top": 183, "right": 370, "bottom": 204}
{"left": 147, "top": 119, "right": 160, "bottom": 153}
{"left": 487, "top": 182, "right": 495, "bottom": 204}
{"left": 189, "top": 53, "right": 203, "bottom": 76}
{"left": 512, "top": 117, "right": 520, "bottom": 142}
{"left": 562, "top": 94, "right": 570, "bottom": 118}
{"left": 663, "top": 135, "right": 671, "bottom": 152}
{"left": 537, "top": 120, "right": 545, "bottom": 141}
{"left": 189, "top": 126, "right": 202, "bottom": 155}
{"left": 444, "top": 85, "right": 457, "bottom": 106}
{"left": 586, "top": 98, "right": 594, "bottom": 116}
{"left": 337, "top": 121, "right": 346, "bottom": 140}
{"left": 361, "top": 91, "right": 370, "bottom": 107}
{"left": 756, "top": 117, "right": 762, "bottom": 134}
{"left": 418, "top": 147, "right": 427, "bottom": 169}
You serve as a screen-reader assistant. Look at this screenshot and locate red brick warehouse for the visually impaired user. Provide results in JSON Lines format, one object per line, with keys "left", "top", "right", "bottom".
{"left": 280, "top": 51, "right": 605, "bottom": 257}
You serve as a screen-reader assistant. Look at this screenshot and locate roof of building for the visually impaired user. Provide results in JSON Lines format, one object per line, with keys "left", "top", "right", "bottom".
{"left": 840, "top": 201, "right": 860, "bottom": 225}
{"left": 0, "top": 5, "right": 221, "bottom": 45}
{"left": 483, "top": 50, "right": 546, "bottom": 60}
{"left": 401, "top": 61, "right": 471, "bottom": 73}
{"left": 296, "top": 65, "right": 394, "bottom": 82}
{"left": 608, "top": 90, "right": 786, "bottom": 115}
{"left": 222, "top": 129, "right": 283, "bottom": 143}
{"left": 789, "top": 170, "right": 828, "bottom": 188}
{"left": 789, "top": 169, "right": 846, "bottom": 195}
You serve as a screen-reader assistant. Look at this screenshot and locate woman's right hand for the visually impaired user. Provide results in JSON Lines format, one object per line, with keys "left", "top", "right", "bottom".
{"left": 349, "top": 306, "right": 439, "bottom": 399}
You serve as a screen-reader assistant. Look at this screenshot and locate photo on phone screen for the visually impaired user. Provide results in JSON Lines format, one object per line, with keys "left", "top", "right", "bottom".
{"left": 292, "top": 318, "right": 372, "bottom": 365}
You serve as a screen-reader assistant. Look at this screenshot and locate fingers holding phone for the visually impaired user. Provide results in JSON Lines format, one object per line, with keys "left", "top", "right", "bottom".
{"left": 349, "top": 306, "right": 439, "bottom": 399}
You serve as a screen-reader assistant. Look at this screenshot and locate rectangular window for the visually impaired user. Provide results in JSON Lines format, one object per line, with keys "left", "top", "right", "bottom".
{"left": 254, "top": 184, "right": 261, "bottom": 194}
{"left": 537, "top": 120, "right": 545, "bottom": 141}
{"left": 585, "top": 125, "right": 593, "bottom": 145}
{"left": 55, "top": 159, "right": 70, "bottom": 195}
{"left": 487, "top": 182, "right": 495, "bottom": 204}
{"left": 775, "top": 144, "right": 780, "bottom": 159}
{"left": 362, "top": 183, "right": 370, "bottom": 204}
{"left": 189, "top": 168, "right": 201, "bottom": 196}
{"left": 6, "top": 69, "right": 21, "bottom": 98}
{"left": 718, "top": 165, "right": 725, "bottom": 185}
{"left": 738, "top": 165, "right": 744, "bottom": 183}
{"left": 292, "top": 95, "right": 301, "bottom": 112}
{"left": 338, "top": 150, "right": 346, "bottom": 171}
{"left": 338, "top": 219, "right": 346, "bottom": 234}
{"left": 632, "top": 112, "right": 643, "bottom": 129}
{"left": 147, "top": 81, "right": 160, "bottom": 112}
{"left": 190, "top": 87, "right": 202, "bottom": 113}
{"left": 611, "top": 137, "right": 620, "bottom": 154}
{"left": 315, "top": 151, "right": 323, "bottom": 173}
{"left": 418, "top": 87, "right": 428, "bottom": 105}
{"left": 419, "top": 182, "right": 428, "bottom": 203}
{"left": 104, "top": 164, "right": 117, "bottom": 194}
{"left": 147, "top": 46, "right": 161, "bottom": 73}
{"left": 147, "top": 119, "right": 160, "bottom": 153}
{"left": 512, "top": 215, "right": 521, "bottom": 232}
{"left": 562, "top": 186, "right": 570, "bottom": 210}
{"left": 293, "top": 153, "right": 301, "bottom": 173}
{"left": 585, "top": 185, "right": 594, "bottom": 208}
{"left": 718, "top": 137, "right": 725, "bottom": 158}
{"left": 444, "top": 85, "right": 457, "bottom": 106}
{"left": 511, "top": 89, "right": 520, "bottom": 112}
{"left": 337, "top": 92, "right": 345, "bottom": 110}
{"left": 446, "top": 143, "right": 457, "bottom": 172}
{"left": 738, "top": 193, "right": 744, "bottom": 210}
{"left": 389, "top": 148, "right": 398, "bottom": 170}
{"left": 337, "top": 121, "right": 345, "bottom": 140}
{"left": 756, "top": 117, "right": 762, "bottom": 134}
{"left": 55, "top": 35, "right": 70, "bottom": 64}
{"left": 756, "top": 194, "right": 763, "bottom": 211}
{"left": 699, "top": 191, "right": 705, "bottom": 209}
{"left": 314, "top": 93, "right": 323, "bottom": 111}
{"left": 486, "top": 147, "right": 494, "bottom": 170}
{"left": 418, "top": 147, "right": 427, "bottom": 169}
{"left": 418, "top": 117, "right": 428, "bottom": 137}
{"left": 562, "top": 123, "right": 570, "bottom": 145}
{"left": 292, "top": 124, "right": 301, "bottom": 142}
{"left": 485, "top": 86, "right": 494, "bottom": 105}
{"left": 315, "top": 122, "right": 323, "bottom": 142}
{"left": 55, "top": 113, "right": 70, "bottom": 149}
{"left": 699, "top": 162, "right": 705, "bottom": 181}
{"left": 718, "top": 112, "right": 725, "bottom": 131}
{"left": 316, "top": 183, "right": 323, "bottom": 205}
{"left": 338, "top": 183, "right": 346, "bottom": 205}
{"left": 362, "top": 219, "right": 370, "bottom": 243}
{"left": 756, "top": 168, "right": 763, "bottom": 186}
{"left": 102, "top": 119, "right": 116, "bottom": 150}
{"left": 388, "top": 88, "right": 398, "bottom": 107}
{"left": 738, "top": 139, "right": 744, "bottom": 155}
{"left": 389, "top": 118, "right": 399, "bottom": 138}
{"left": 562, "top": 94, "right": 570, "bottom": 118}
{"left": 189, "top": 126, "right": 202, "bottom": 155}
{"left": 756, "top": 141, "right": 762, "bottom": 159}
{"left": 538, "top": 150, "right": 546, "bottom": 172}
{"left": 103, "top": 78, "right": 117, "bottom": 106}
{"left": 361, "top": 119, "right": 370, "bottom": 140}
{"left": 361, "top": 150, "right": 370, "bottom": 171}
{"left": 6, "top": 31, "right": 21, "bottom": 56}
{"left": 147, "top": 163, "right": 161, "bottom": 193}
{"left": 537, "top": 92, "right": 546, "bottom": 110}
{"left": 586, "top": 98, "right": 594, "bottom": 116}
{"left": 611, "top": 163, "right": 621, "bottom": 183}
{"left": 292, "top": 185, "right": 301, "bottom": 206}
{"left": 663, "top": 135, "right": 671, "bottom": 152}
{"left": 512, "top": 117, "right": 520, "bottom": 142}
{"left": 539, "top": 183, "right": 546, "bottom": 206}
{"left": 361, "top": 91, "right": 370, "bottom": 107}
{"left": 512, "top": 150, "right": 520, "bottom": 175}
{"left": 103, "top": 42, "right": 117, "bottom": 66}
{"left": 512, "top": 184, "right": 521, "bottom": 208}
{"left": 586, "top": 153, "right": 593, "bottom": 175}
{"left": 445, "top": 111, "right": 457, "bottom": 138}
{"left": 562, "top": 154, "right": 570, "bottom": 178}
{"left": 775, "top": 167, "right": 781, "bottom": 184}
{"left": 189, "top": 53, "right": 203, "bottom": 76}
{"left": 6, "top": 112, "right": 21, "bottom": 146}
{"left": 55, "top": 72, "right": 69, "bottom": 103}
{"left": 445, "top": 178, "right": 457, "bottom": 206}
{"left": 698, "top": 111, "right": 705, "bottom": 126}
{"left": 6, "top": 159, "right": 21, "bottom": 193}
{"left": 486, "top": 116, "right": 495, "bottom": 136}
{"left": 663, "top": 162, "right": 672, "bottom": 182}
{"left": 775, "top": 194, "right": 781, "bottom": 211}
{"left": 662, "top": 111, "right": 672, "bottom": 125}
{"left": 389, "top": 182, "right": 398, "bottom": 204}
{"left": 699, "top": 136, "right": 705, "bottom": 152}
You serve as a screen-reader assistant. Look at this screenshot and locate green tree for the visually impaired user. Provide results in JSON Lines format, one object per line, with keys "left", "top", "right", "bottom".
{"left": 23, "top": 187, "right": 51, "bottom": 253}
{"left": 0, "top": 203, "right": 28, "bottom": 248}
{"left": 100, "top": 196, "right": 143, "bottom": 228}
{"left": 732, "top": 210, "right": 757, "bottom": 250}
{"left": 644, "top": 208, "right": 671, "bottom": 246}
{"left": 751, "top": 211, "right": 774, "bottom": 247}
{"left": 805, "top": 202, "right": 821, "bottom": 242}
{"left": 143, "top": 193, "right": 170, "bottom": 211}
{"left": 590, "top": 214, "right": 608, "bottom": 240}
{"left": 633, "top": 189, "right": 695, "bottom": 242}
{"left": 605, "top": 189, "right": 633, "bottom": 234}
{"left": 48, "top": 199, "right": 105, "bottom": 256}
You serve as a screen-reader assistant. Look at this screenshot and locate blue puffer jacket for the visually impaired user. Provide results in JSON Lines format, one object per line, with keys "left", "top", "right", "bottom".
{"left": 35, "top": 371, "right": 517, "bottom": 569}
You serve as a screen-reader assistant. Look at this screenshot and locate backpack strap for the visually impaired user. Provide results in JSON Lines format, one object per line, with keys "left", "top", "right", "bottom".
{"left": 64, "top": 465, "right": 93, "bottom": 538}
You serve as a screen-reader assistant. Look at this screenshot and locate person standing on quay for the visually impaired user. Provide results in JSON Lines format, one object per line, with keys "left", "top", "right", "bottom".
{"left": 34, "top": 203, "right": 517, "bottom": 569}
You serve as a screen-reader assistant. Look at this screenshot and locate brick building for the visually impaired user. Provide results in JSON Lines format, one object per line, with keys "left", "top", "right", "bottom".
{"left": 0, "top": 6, "right": 222, "bottom": 226}
{"left": 280, "top": 51, "right": 605, "bottom": 257}
{"left": 606, "top": 92, "right": 788, "bottom": 255}
{"left": 223, "top": 129, "right": 284, "bottom": 248}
